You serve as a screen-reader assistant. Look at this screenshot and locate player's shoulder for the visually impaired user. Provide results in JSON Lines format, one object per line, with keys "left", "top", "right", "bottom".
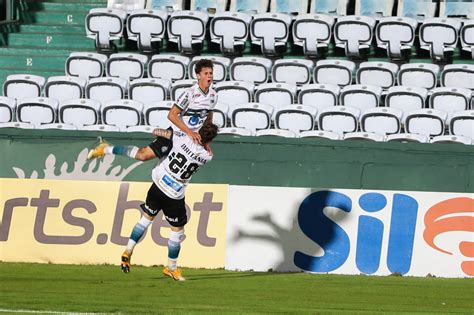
{"left": 208, "top": 86, "right": 217, "bottom": 97}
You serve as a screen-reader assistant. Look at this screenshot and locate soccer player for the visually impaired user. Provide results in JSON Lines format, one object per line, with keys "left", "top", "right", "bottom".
{"left": 89, "top": 122, "right": 219, "bottom": 281}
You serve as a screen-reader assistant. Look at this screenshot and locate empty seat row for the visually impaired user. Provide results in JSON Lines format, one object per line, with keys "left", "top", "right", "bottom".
{"left": 87, "top": 7, "right": 474, "bottom": 60}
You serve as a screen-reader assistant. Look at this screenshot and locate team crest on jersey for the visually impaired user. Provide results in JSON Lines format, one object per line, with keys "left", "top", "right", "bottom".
{"left": 194, "top": 93, "right": 201, "bottom": 97}
{"left": 161, "top": 146, "right": 169, "bottom": 153}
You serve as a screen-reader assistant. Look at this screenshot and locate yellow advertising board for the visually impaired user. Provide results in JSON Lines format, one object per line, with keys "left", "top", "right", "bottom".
{"left": 0, "top": 178, "right": 228, "bottom": 268}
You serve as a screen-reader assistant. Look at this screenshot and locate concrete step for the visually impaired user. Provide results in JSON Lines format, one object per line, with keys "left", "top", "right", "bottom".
{"left": 26, "top": 1, "right": 104, "bottom": 12}
{"left": 20, "top": 24, "right": 85, "bottom": 35}
{"left": 0, "top": 47, "right": 90, "bottom": 57}
{"left": 8, "top": 33, "right": 95, "bottom": 49}
{"left": 31, "top": 11, "right": 88, "bottom": 26}
{"left": 0, "top": 55, "right": 67, "bottom": 71}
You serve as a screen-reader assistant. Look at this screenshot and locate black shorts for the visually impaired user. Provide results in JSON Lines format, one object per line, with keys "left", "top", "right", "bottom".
{"left": 148, "top": 129, "right": 173, "bottom": 159}
{"left": 141, "top": 182, "right": 187, "bottom": 227}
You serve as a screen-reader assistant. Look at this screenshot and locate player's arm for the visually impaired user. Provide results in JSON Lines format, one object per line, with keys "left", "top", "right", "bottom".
{"left": 167, "top": 105, "right": 202, "bottom": 144}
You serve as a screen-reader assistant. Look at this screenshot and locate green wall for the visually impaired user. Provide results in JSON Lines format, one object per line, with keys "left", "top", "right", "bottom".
{"left": 1, "top": 128, "right": 473, "bottom": 192}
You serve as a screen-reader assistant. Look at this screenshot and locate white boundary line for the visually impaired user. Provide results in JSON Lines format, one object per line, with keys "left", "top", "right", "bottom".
{"left": 0, "top": 309, "right": 118, "bottom": 315}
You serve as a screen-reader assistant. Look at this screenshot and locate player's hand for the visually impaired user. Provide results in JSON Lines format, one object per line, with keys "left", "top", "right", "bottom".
{"left": 188, "top": 131, "right": 202, "bottom": 144}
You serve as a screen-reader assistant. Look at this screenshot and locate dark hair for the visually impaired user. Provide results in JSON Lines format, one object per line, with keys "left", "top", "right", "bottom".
{"left": 199, "top": 122, "right": 219, "bottom": 144}
{"left": 195, "top": 59, "right": 213, "bottom": 74}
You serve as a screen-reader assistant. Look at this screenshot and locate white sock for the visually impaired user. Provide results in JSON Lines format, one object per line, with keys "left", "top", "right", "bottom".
{"left": 168, "top": 258, "right": 177, "bottom": 271}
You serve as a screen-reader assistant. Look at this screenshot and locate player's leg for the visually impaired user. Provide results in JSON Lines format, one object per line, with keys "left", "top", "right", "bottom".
{"left": 121, "top": 183, "right": 161, "bottom": 273}
{"left": 162, "top": 198, "right": 188, "bottom": 281}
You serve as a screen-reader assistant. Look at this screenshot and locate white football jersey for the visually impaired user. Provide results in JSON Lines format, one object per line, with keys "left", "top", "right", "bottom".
{"left": 173, "top": 83, "right": 217, "bottom": 132}
{"left": 152, "top": 132, "right": 213, "bottom": 199}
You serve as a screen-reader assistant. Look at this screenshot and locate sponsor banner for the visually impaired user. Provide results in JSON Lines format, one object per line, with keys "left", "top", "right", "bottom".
{"left": 226, "top": 186, "right": 473, "bottom": 278}
{"left": 0, "top": 178, "right": 228, "bottom": 268}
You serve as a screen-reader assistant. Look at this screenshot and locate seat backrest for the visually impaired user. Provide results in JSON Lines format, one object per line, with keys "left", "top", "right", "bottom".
{"left": 298, "top": 83, "right": 340, "bottom": 111}
{"left": 16, "top": 97, "right": 59, "bottom": 127}
{"left": 398, "top": 63, "right": 440, "bottom": 89}
{"left": 310, "top": 0, "right": 348, "bottom": 15}
{"left": 272, "top": 58, "right": 314, "bottom": 86}
{"left": 419, "top": 18, "right": 461, "bottom": 59}
{"left": 210, "top": 11, "right": 252, "bottom": 55}
{"left": 360, "top": 107, "right": 403, "bottom": 135}
{"left": 171, "top": 79, "right": 197, "bottom": 101}
{"left": 441, "top": 64, "right": 474, "bottom": 90}
{"left": 254, "top": 83, "right": 296, "bottom": 111}
{"left": 86, "top": 8, "right": 127, "bottom": 49}
{"left": 148, "top": 54, "right": 190, "bottom": 82}
{"left": 3, "top": 74, "right": 45, "bottom": 100}
{"left": 129, "top": 78, "right": 171, "bottom": 104}
{"left": 126, "top": 9, "right": 168, "bottom": 51}
{"left": 405, "top": 109, "right": 447, "bottom": 137}
{"left": 292, "top": 14, "right": 334, "bottom": 58}
{"left": 214, "top": 80, "right": 254, "bottom": 105}
{"left": 86, "top": 77, "right": 128, "bottom": 105}
{"left": 429, "top": 87, "right": 471, "bottom": 114}
{"left": 317, "top": 106, "right": 360, "bottom": 136}
{"left": 376, "top": 16, "right": 417, "bottom": 59}
{"left": 59, "top": 98, "right": 101, "bottom": 127}
{"left": 439, "top": 1, "right": 474, "bottom": 19}
{"left": 450, "top": 110, "right": 474, "bottom": 139}
{"left": 212, "top": 102, "right": 229, "bottom": 127}
{"left": 167, "top": 10, "right": 209, "bottom": 53}
{"left": 106, "top": 53, "right": 148, "bottom": 81}
{"left": 230, "top": 102, "right": 273, "bottom": 131}
{"left": 230, "top": 56, "right": 272, "bottom": 85}
{"left": 339, "top": 84, "right": 382, "bottom": 111}
{"left": 250, "top": 13, "right": 292, "bottom": 55}
{"left": 385, "top": 86, "right": 428, "bottom": 115}
{"left": 461, "top": 20, "right": 474, "bottom": 56}
{"left": 45, "top": 76, "right": 86, "bottom": 103}
{"left": 144, "top": 100, "right": 173, "bottom": 127}
{"left": 109, "top": 0, "right": 146, "bottom": 12}
{"left": 65, "top": 52, "right": 107, "bottom": 79}
{"left": 299, "top": 130, "right": 340, "bottom": 140}
{"left": 334, "top": 15, "right": 375, "bottom": 57}
{"left": 102, "top": 99, "right": 144, "bottom": 131}
{"left": 0, "top": 96, "right": 16, "bottom": 123}
{"left": 188, "top": 56, "right": 231, "bottom": 82}
{"left": 275, "top": 104, "right": 317, "bottom": 133}
{"left": 313, "top": 59, "right": 355, "bottom": 86}
{"left": 356, "top": 61, "right": 399, "bottom": 89}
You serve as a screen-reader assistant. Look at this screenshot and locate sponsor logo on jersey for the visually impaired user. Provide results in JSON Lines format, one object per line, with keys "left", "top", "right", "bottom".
{"left": 162, "top": 174, "right": 183, "bottom": 192}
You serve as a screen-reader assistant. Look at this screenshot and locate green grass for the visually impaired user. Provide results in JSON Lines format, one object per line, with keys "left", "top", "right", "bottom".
{"left": 0, "top": 262, "right": 472, "bottom": 314}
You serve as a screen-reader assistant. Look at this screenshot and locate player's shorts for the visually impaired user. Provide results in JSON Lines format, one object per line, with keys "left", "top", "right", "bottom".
{"left": 141, "top": 182, "right": 187, "bottom": 227}
{"left": 148, "top": 128, "right": 173, "bottom": 159}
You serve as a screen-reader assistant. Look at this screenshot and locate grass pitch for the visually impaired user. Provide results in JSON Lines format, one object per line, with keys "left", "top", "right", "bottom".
{"left": 0, "top": 262, "right": 472, "bottom": 314}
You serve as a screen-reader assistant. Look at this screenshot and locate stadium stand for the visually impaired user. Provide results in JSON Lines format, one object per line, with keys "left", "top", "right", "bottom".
{"left": 0, "top": 0, "right": 472, "bottom": 143}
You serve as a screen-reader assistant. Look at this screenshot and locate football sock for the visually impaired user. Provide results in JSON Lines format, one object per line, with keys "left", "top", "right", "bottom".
{"left": 167, "top": 230, "right": 184, "bottom": 270}
{"left": 126, "top": 216, "right": 152, "bottom": 254}
{"left": 105, "top": 146, "right": 139, "bottom": 159}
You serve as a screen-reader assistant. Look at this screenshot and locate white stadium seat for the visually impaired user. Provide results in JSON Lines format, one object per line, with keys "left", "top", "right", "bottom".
{"left": 317, "top": 106, "right": 360, "bottom": 137}
{"left": 419, "top": 18, "right": 461, "bottom": 61}
{"left": 339, "top": 84, "right": 382, "bottom": 111}
{"left": 108, "top": 0, "right": 146, "bottom": 12}
{"left": 219, "top": 126, "right": 254, "bottom": 136}
{"left": 213, "top": 102, "right": 229, "bottom": 128}
{"left": 86, "top": 77, "right": 128, "bottom": 105}
{"left": 143, "top": 100, "right": 173, "bottom": 128}
{"left": 360, "top": 107, "right": 403, "bottom": 136}
{"left": 85, "top": 8, "right": 127, "bottom": 51}
{"left": 230, "top": 102, "right": 273, "bottom": 132}
{"left": 385, "top": 86, "right": 428, "bottom": 118}
{"left": 44, "top": 76, "right": 86, "bottom": 103}
{"left": 80, "top": 124, "right": 120, "bottom": 132}
{"left": 275, "top": 104, "right": 317, "bottom": 133}
{"left": 256, "top": 128, "right": 297, "bottom": 138}
{"left": 385, "top": 133, "right": 429, "bottom": 143}
{"left": 37, "top": 123, "right": 78, "bottom": 130}
{"left": 210, "top": 11, "right": 252, "bottom": 56}
{"left": 127, "top": 9, "right": 168, "bottom": 52}
{"left": 126, "top": 125, "right": 155, "bottom": 133}
{"left": 343, "top": 132, "right": 385, "bottom": 142}
{"left": 272, "top": 58, "right": 314, "bottom": 86}
{"left": 334, "top": 15, "right": 376, "bottom": 58}
{"left": 431, "top": 135, "right": 472, "bottom": 145}
{"left": 449, "top": 110, "right": 474, "bottom": 139}
{"left": 230, "top": 56, "right": 272, "bottom": 85}
{"left": 3, "top": 74, "right": 45, "bottom": 100}
{"left": 167, "top": 10, "right": 209, "bottom": 55}
{"left": 0, "top": 122, "right": 35, "bottom": 129}
{"left": 101, "top": 99, "right": 144, "bottom": 131}
{"left": 299, "top": 130, "right": 341, "bottom": 140}
{"left": 429, "top": 87, "right": 472, "bottom": 118}
{"left": 250, "top": 13, "right": 292, "bottom": 56}
{"left": 254, "top": 83, "right": 297, "bottom": 111}
{"left": 441, "top": 64, "right": 474, "bottom": 90}
{"left": 313, "top": 59, "right": 356, "bottom": 87}
{"left": 106, "top": 53, "right": 148, "bottom": 81}
{"left": 170, "top": 79, "right": 197, "bottom": 101}
{"left": 65, "top": 52, "right": 107, "bottom": 79}
{"left": 375, "top": 16, "right": 418, "bottom": 60}
{"left": 298, "top": 83, "right": 340, "bottom": 111}
{"left": 129, "top": 78, "right": 171, "bottom": 105}
{"left": 16, "top": 97, "right": 59, "bottom": 127}
{"left": 214, "top": 80, "right": 254, "bottom": 106}
{"left": 188, "top": 56, "right": 231, "bottom": 82}
{"left": 398, "top": 63, "right": 440, "bottom": 90}
{"left": 460, "top": 20, "right": 474, "bottom": 59}
{"left": 0, "top": 96, "right": 15, "bottom": 123}
{"left": 59, "top": 98, "right": 101, "bottom": 128}
{"left": 147, "top": 54, "right": 190, "bottom": 82}
{"left": 292, "top": 14, "right": 335, "bottom": 59}
{"left": 356, "top": 61, "right": 399, "bottom": 90}
{"left": 405, "top": 109, "right": 448, "bottom": 137}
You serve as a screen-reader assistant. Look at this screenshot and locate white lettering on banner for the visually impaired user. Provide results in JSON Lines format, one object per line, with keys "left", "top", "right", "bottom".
{"left": 67, "top": 15, "right": 73, "bottom": 23}
{"left": 226, "top": 186, "right": 474, "bottom": 278}
{"left": 46, "top": 36, "right": 53, "bottom": 44}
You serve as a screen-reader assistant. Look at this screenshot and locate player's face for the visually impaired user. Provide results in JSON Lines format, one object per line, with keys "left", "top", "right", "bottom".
{"left": 197, "top": 67, "right": 213, "bottom": 91}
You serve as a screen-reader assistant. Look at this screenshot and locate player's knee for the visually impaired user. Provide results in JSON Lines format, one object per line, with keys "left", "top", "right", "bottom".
{"left": 135, "top": 148, "right": 152, "bottom": 161}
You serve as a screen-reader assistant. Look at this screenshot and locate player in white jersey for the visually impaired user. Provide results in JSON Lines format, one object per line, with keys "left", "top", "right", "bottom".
{"left": 168, "top": 58, "right": 217, "bottom": 144}
{"left": 89, "top": 122, "right": 219, "bottom": 281}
